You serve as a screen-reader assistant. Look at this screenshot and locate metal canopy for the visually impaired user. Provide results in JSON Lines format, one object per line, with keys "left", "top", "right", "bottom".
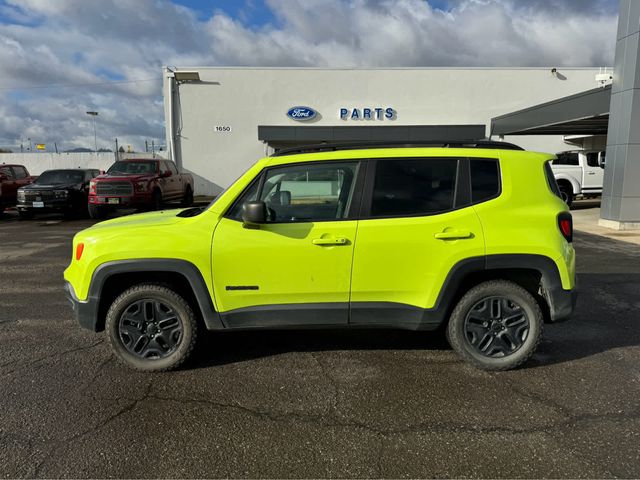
{"left": 258, "top": 125, "right": 486, "bottom": 149}
{"left": 491, "top": 85, "right": 611, "bottom": 136}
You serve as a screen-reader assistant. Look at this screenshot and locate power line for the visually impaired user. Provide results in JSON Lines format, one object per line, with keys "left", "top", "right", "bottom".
{"left": 0, "top": 77, "right": 162, "bottom": 91}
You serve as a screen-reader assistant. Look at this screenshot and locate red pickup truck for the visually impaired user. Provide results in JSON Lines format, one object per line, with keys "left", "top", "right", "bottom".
{"left": 88, "top": 158, "right": 194, "bottom": 219}
{"left": 0, "top": 164, "right": 35, "bottom": 214}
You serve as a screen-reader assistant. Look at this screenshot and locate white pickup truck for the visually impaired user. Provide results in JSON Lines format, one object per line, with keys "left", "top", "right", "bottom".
{"left": 551, "top": 150, "right": 605, "bottom": 206}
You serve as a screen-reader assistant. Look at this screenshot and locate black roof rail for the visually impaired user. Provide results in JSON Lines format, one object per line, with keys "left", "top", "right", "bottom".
{"left": 271, "top": 140, "right": 524, "bottom": 156}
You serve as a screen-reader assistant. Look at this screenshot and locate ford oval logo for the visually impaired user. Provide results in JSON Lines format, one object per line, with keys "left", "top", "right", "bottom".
{"left": 287, "top": 106, "right": 317, "bottom": 121}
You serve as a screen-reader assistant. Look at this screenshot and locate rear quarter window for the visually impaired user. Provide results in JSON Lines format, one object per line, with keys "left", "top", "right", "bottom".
{"left": 470, "top": 159, "right": 500, "bottom": 203}
{"left": 544, "top": 161, "right": 562, "bottom": 198}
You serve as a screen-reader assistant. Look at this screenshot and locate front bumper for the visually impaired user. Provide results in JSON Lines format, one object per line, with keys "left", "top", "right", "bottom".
{"left": 64, "top": 282, "right": 100, "bottom": 331}
{"left": 88, "top": 193, "right": 151, "bottom": 207}
{"left": 17, "top": 199, "right": 73, "bottom": 212}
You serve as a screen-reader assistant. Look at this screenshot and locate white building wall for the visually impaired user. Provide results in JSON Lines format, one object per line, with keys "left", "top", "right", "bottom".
{"left": 164, "top": 67, "right": 608, "bottom": 196}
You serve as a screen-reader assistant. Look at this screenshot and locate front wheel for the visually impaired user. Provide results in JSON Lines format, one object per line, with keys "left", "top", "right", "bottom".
{"left": 88, "top": 204, "right": 108, "bottom": 219}
{"left": 447, "top": 280, "right": 543, "bottom": 371}
{"left": 181, "top": 186, "right": 193, "bottom": 207}
{"left": 105, "top": 283, "right": 198, "bottom": 372}
{"left": 151, "top": 189, "right": 163, "bottom": 211}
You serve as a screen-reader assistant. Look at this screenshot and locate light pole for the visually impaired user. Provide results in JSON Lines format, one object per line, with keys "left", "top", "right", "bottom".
{"left": 86, "top": 111, "right": 98, "bottom": 153}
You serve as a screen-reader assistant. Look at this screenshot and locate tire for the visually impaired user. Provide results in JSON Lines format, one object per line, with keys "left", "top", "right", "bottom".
{"left": 88, "top": 204, "right": 107, "bottom": 220}
{"left": 151, "top": 189, "right": 162, "bottom": 211}
{"left": 181, "top": 186, "right": 194, "bottom": 207}
{"left": 18, "top": 210, "right": 34, "bottom": 220}
{"left": 105, "top": 283, "right": 198, "bottom": 372}
{"left": 558, "top": 183, "right": 574, "bottom": 207}
{"left": 447, "top": 280, "right": 543, "bottom": 371}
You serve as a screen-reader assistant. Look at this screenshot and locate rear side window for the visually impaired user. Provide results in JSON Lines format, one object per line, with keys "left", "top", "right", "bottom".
{"left": 371, "top": 158, "right": 458, "bottom": 217}
{"left": 470, "top": 159, "right": 500, "bottom": 203}
{"left": 553, "top": 153, "right": 579, "bottom": 166}
{"left": 0, "top": 166, "right": 13, "bottom": 179}
{"left": 544, "top": 162, "right": 562, "bottom": 198}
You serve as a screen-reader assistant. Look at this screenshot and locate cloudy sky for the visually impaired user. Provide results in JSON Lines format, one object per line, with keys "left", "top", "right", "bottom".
{"left": 0, "top": 0, "right": 619, "bottom": 152}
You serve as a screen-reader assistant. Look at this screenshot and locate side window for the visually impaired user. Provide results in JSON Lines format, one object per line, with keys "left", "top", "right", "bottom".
{"left": 470, "top": 159, "right": 500, "bottom": 203}
{"left": 0, "top": 166, "right": 13, "bottom": 179}
{"left": 600, "top": 151, "right": 606, "bottom": 167}
{"left": 167, "top": 162, "right": 179, "bottom": 174}
{"left": 228, "top": 162, "right": 359, "bottom": 223}
{"left": 371, "top": 158, "right": 458, "bottom": 217}
{"left": 586, "top": 152, "right": 599, "bottom": 167}
{"left": 13, "top": 167, "right": 27, "bottom": 179}
{"left": 553, "top": 153, "right": 579, "bottom": 166}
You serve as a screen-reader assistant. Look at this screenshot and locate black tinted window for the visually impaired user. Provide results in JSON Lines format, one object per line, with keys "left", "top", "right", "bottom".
{"left": 13, "top": 167, "right": 27, "bottom": 179}
{"left": 0, "top": 166, "right": 13, "bottom": 179}
{"left": 471, "top": 159, "right": 500, "bottom": 203}
{"left": 544, "top": 162, "right": 562, "bottom": 198}
{"left": 553, "top": 153, "right": 579, "bottom": 166}
{"left": 586, "top": 152, "right": 599, "bottom": 167}
{"left": 371, "top": 159, "right": 457, "bottom": 217}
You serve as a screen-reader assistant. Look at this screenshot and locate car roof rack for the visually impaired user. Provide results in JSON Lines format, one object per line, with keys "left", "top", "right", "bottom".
{"left": 271, "top": 140, "right": 524, "bottom": 156}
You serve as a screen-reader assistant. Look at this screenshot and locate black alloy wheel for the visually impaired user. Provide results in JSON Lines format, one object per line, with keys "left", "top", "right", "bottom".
{"left": 106, "top": 283, "right": 198, "bottom": 371}
{"left": 463, "top": 296, "right": 529, "bottom": 358}
{"left": 118, "top": 298, "right": 183, "bottom": 359}
{"left": 447, "top": 280, "right": 543, "bottom": 371}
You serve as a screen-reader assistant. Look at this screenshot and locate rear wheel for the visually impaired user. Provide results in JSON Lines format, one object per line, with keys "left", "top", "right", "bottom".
{"left": 151, "top": 189, "right": 162, "bottom": 211}
{"left": 181, "top": 186, "right": 193, "bottom": 207}
{"left": 88, "top": 204, "right": 108, "bottom": 219}
{"left": 105, "top": 283, "right": 198, "bottom": 372}
{"left": 447, "top": 280, "right": 543, "bottom": 371}
{"left": 558, "top": 183, "right": 574, "bottom": 207}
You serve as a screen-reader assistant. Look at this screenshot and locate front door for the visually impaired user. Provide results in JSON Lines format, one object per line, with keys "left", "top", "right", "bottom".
{"left": 582, "top": 151, "right": 604, "bottom": 193}
{"left": 212, "top": 160, "right": 363, "bottom": 328}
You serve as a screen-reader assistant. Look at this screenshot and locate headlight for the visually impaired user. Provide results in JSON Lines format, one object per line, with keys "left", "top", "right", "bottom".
{"left": 134, "top": 182, "right": 148, "bottom": 192}
{"left": 17, "top": 190, "right": 25, "bottom": 201}
{"left": 54, "top": 190, "right": 68, "bottom": 198}
{"left": 89, "top": 180, "right": 97, "bottom": 194}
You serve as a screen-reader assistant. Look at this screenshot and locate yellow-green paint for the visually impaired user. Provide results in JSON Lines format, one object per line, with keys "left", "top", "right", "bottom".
{"left": 64, "top": 147, "right": 575, "bottom": 312}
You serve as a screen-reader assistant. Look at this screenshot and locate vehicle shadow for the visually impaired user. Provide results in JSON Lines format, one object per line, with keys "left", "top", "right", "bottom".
{"left": 190, "top": 328, "right": 451, "bottom": 369}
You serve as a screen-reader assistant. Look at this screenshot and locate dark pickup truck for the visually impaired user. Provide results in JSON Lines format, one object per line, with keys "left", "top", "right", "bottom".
{"left": 88, "top": 158, "right": 194, "bottom": 219}
{"left": 0, "top": 164, "right": 35, "bottom": 214}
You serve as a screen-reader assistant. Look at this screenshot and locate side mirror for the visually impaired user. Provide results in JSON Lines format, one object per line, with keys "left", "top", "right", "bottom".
{"left": 162, "top": 170, "right": 172, "bottom": 178}
{"left": 242, "top": 201, "right": 267, "bottom": 226}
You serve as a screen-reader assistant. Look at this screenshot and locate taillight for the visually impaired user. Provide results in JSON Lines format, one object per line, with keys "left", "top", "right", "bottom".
{"left": 75, "top": 242, "right": 85, "bottom": 261}
{"left": 558, "top": 213, "right": 573, "bottom": 243}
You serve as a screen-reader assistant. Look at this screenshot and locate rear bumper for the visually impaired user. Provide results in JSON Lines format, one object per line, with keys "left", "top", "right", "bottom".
{"left": 64, "top": 282, "right": 100, "bottom": 331}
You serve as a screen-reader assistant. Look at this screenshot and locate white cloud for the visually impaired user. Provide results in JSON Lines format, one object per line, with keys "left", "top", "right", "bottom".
{"left": 0, "top": 0, "right": 618, "bottom": 151}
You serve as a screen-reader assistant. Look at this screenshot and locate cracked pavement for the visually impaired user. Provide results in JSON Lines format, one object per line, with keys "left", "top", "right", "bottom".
{"left": 0, "top": 211, "right": 639, "bottom": 478}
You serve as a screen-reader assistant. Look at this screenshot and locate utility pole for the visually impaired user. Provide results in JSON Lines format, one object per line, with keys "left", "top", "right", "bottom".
{"left": 86, "top": 111, "right": 98, "bottom": 154}
{"left": 115, "top": 138, "right": 119, "bottom": 161}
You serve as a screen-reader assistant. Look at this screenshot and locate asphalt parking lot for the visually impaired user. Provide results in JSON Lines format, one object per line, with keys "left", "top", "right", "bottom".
{"left": 1, "top": 210, "right": 639, "bottom": 478}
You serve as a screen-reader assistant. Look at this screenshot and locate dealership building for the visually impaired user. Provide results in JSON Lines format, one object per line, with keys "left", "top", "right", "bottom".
{"left": 162, "top": 67, "right": 609, "bottom": 197}
{"left": 162, "top": 0, "right": 640, "bottom": 230}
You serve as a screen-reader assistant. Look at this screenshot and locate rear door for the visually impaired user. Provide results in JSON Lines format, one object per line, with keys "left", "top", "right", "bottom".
{"left": 349, "top": 157, "right": 487, "bottom": 328}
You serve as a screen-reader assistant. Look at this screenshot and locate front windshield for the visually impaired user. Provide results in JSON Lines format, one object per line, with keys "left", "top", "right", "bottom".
{"left": 35, "top": 170, "right": 84, "bottom": 185}
{"left": 107, "top": 161, "right": 157, "bottom": 175}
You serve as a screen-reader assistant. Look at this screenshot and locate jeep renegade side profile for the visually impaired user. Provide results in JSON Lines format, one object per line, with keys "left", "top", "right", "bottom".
{"left": 64, "top": 143, "right": 577, "bottom": 371}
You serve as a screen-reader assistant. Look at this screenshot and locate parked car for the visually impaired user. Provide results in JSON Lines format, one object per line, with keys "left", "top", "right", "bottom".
{"left": 0, "top": 164, "right": 35, "bottom": 214}
{"left": 64, "top": 141, "right": 576, "bottom": 372}
{"left": 551, "top": 150, "right": 605, "bottom": 206}
{"left": 88, "top": 158, "right": 194, "bottom": 219}
{"left": 16, "top": 169, "right": 100, "bottom": 219}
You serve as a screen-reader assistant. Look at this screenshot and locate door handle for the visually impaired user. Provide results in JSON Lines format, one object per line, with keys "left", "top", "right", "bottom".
{"left": 434, "top": 229, "right": 472, "bottom": 240}
{"left": 587, "top": 171, "right": 596, "bottom": 175}
{"left": 312, "top": 237, "right": 349, "bottom": 246}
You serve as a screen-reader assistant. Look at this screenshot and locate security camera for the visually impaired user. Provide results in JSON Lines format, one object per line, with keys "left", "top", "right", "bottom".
{"left": 551, "top": 68, "right": 557, "bottom": 74}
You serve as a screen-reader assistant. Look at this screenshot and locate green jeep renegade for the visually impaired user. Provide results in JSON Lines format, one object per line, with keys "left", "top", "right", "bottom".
{"left": 64, "top": 142, "right": 577, "bottom": 372}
